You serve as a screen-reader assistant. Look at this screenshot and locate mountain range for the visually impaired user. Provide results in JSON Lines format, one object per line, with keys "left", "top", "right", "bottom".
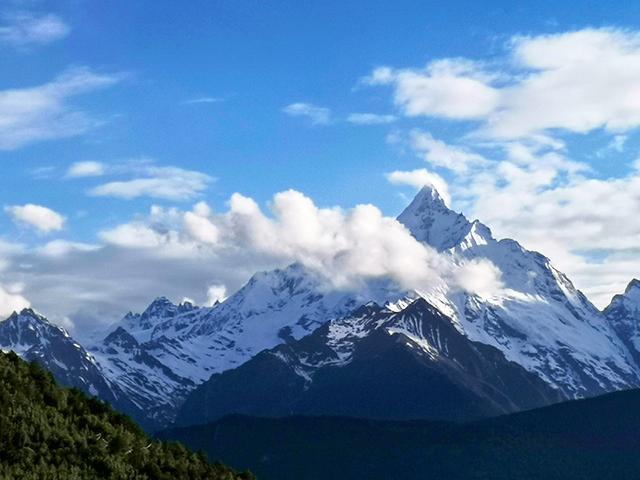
{"left": 1, "top": 186, "right": 639, "bottom": 431}
{"left": 176, "top": 298, "right": 562, "bottom": 426}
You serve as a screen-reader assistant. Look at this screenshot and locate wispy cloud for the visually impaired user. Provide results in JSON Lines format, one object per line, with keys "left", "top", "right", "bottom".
{"left": 347, "top": 112, "right": 397, "bottom": 125}
{"left": 183, "top": 96, "right": 224, "bottom": 105}
{"left": 408, "top": 131, "right": 488, "bottom": 174}
{"left": 0, "top": 67, "right": 123, "bottom": 150}
{"left": 88, "top": 165, "right": 214, "bottom": 201}
{"left": 282, "top": 102, "right": 331, "bottom": 125}
{"left": 66, "top": 161, "right": 106, "bottom": 178}
{"left": 0, "top": 12, "right": 70, "bottom": 48}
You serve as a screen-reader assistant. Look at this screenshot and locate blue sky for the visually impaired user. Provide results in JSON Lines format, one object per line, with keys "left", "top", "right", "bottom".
{"left": 2, "top": 0, "right": 640, "bottom": 332}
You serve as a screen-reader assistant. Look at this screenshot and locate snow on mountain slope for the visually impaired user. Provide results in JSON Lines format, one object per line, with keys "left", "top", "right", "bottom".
{"left": 176, "top": 297, "right": 563, "bottom": 426}
{"left": 401, "top": 186, "right": 640, "bottom": 397}
{"left": 90, "top": 264, "right": 408, "bottom": 427}
{"left": 604, "top": 279, "right": 640, "bottom": 364}
{"left": 89, "top": 326, "right": 196, "bottom": 428}
{"left": 116, "top": 297, "right": 199, "bottom": 343}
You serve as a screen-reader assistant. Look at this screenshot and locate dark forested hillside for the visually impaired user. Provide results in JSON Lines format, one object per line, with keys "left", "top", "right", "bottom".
{"left": 0, "top": 351, "right": 252, "bottom": 480}
{"left": 161, "top": 389, "right": 640, "bottom": 480}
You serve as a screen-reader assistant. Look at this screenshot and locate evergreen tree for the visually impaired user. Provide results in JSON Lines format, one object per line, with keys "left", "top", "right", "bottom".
{"left": 0, "top": 351, "right": 254, "bottom": 480}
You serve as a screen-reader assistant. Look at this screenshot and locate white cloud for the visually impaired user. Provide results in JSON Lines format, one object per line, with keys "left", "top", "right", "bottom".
{"left": 38, "top": 240, "right": 99, "bottom": 257}
{"left": 347, "top": 113, "right": 397, "bottom": 125}
{"left": 206, "top": 284, "right": 227, "bottom": 306}
{"left": 283, "top": 102, "right": 331, "bottom": 125}
{"left": 366, "top": 60, "right": 500, "bottom": 120}
{"left": 184, "top": 203, "right": 219, "bottom": 245}
{"left": 66, "top": 161, "right": 105, "bottom": 178}
{"left": 0, "top": 67, "right": 122, "bottom": 150}
{"left": 386, "top": 168, "right": 451, "bottom": 206}
{"left": 5, "top": 204, "right": 65, "bottom": 233}
{"left": 410, "top": 131, "right": 488, "bottom": 174}
{"left": 368, "top": 28, "right": 640, "bottom": 139}
{"left": 99, "top": 223, "right": 173, "bottom": 249}
{"left": 99, "top": 189, "right": 499, "bottom": 295}
{"left": 0, "top": 12, "right": 69, "bottom": 48}
{"left": 453, "top": 259, "right": 505, "bottom": 299}
{"left": 487, "top": 29, "right": 640, "bottom": 138}
{"left": 0, "top": 283, "right": 29, "bottom": 318}
{"left": 89, "top": 166, "right": 213, "bottom": 201}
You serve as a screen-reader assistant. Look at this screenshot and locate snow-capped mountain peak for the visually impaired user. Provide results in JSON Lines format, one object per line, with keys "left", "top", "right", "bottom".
{"left": 605, "top": 279, "right": 640, "bottom": 318}
{"left": 397, "top": 185, "right": 474, "bottom": 252}
{"left": 604, "top": 279, "right": 640, "bottom": 364}
{"left": 0, "top": 309, "right": 137, "bottom": 421}
{"left": 399, "top": 187, "right": 640, "bottom": 397}
{"left": 622, "top": 279, "right": 640, "bottom": 302}
{"left": 0, "top": 308, "right": 71, "bottom": 353}
{"left": 115, "top": 296, "right": 198, "bottom": 343}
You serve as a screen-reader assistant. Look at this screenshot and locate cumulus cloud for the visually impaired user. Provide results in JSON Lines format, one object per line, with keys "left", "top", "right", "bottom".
{"left": 283, "top": 102, "right": 331, "bottom": 125}
{"left": 347, "top": 113, "right": 397, "bottom": 125}
{"left": 99, "top": 190, "right": 502, "bottom": 295}
{"left": 184, "top": 203, "right": 219, "bottom": 245}
{"left": 368, "top": 28, "right": 640, "bottom": 140}
{"left": 1, "top": 190, "right": 503, "bottom": 336}
{"left": 5, "top": 204, "right": 65, "bottom": 233}
{"left": 66, "top": 161, "right": 105, "bottom": 178}
{"left": 0, "top": 12, "right": 69, "bottom": 48}
{"left": 89, "top": 166, "right": 212, "bottom": 201}
{"left": 0, "top": 67, "right": 122, "bottom": 150}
